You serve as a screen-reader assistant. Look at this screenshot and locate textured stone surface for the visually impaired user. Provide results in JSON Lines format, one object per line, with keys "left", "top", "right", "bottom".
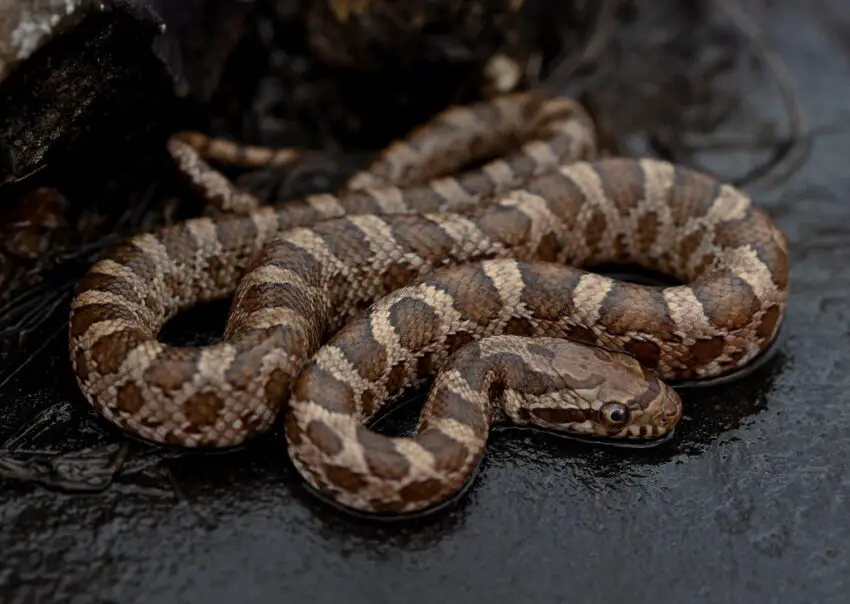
{"left": 0, "top": 0, "right": 168, "bottom": 186}
{"left": 0, "top": 0, "right": 97, "bottom": 84}
{"left": 0, "top": 0, "right": 252, "bottom": 188}
{"left": 1, "top": 2, "right": 849, "bottom": 603}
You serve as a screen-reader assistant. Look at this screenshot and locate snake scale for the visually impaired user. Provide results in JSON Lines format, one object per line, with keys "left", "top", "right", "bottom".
{"left": 68, "top": 91, "right": 789, "bottom": 514}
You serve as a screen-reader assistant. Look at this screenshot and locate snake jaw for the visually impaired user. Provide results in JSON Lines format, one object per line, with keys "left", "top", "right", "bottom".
{"left": 655, "top": 388, "right": 684, "bottom": 435}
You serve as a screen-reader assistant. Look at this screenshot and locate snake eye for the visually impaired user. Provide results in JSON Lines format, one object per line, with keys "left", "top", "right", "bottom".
{"left": 601, "top": 402, "right": 630, "bottom": 427}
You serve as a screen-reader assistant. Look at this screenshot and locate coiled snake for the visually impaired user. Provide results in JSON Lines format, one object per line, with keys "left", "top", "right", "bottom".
{"left": 68, "top": 91, "right": 789, "bottom": 514}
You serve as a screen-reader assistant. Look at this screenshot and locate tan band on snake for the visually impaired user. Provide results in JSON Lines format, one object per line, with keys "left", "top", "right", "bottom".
{"left": 68, "top": 91, "right": 789, "bottom": 515}
{"left": 167, "top": 92, "right": 597, "bottom": 215}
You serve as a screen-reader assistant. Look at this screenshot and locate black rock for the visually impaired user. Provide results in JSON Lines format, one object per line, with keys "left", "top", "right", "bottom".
{"left": 0, "top": 0, "right": 254, "bottom": 193}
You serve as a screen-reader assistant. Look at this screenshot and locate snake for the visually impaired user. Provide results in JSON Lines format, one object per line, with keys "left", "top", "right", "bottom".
{"left": 67, "top": 90, "right": 789, "bottom": 515}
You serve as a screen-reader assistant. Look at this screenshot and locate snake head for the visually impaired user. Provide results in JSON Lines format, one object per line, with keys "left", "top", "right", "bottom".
{"left": 503, "top": 338, "right": 683, "bottom": 441}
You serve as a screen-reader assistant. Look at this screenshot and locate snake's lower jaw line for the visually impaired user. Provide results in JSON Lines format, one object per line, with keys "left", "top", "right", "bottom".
{"left": 655, "top": 393, "right": 685, "bottom": 434}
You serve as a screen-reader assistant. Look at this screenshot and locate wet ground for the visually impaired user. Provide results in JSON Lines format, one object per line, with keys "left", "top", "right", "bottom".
{"left": 2, "top": 2, "right": 849, "bottom": 603}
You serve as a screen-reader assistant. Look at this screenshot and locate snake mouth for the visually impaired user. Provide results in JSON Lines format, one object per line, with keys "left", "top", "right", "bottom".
{"left": 582, "top": 426, "right": 679, "bottom": 449}
{"left": 497, "top": 423, "right": 679, "bottom": 449}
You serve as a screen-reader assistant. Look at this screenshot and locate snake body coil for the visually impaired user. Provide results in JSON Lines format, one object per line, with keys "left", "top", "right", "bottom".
{"left": 68, "top": 92, "right": 789, "bottom": 514}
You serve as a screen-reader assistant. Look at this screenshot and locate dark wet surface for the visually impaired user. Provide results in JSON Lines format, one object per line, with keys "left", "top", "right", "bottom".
{"left": 2, "top": 3, "right": 850, "bottom": 603}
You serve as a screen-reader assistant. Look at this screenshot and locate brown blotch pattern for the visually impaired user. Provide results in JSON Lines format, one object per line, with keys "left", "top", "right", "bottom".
{"left": 399, "top": 187, "right": 454, "bottom": 213}
{"left": 446, "top": 266, "right": 502, "bottom": 325}
{"left": 693, "top": 274, "right": 761, "bottom": 331}
{"left": 583, "top": 209, "right": 608, "bottom": 255}
{"left": 313, "top": 219, "right": 372, "bottom": 264}
{"left": 519, "top": 263, "right": 580, "bottom": 320}
{"left": 144, "top": 353, "right": 201, "bottom": 392}
{"left": 713, "top": 212, "right": 789, "bottom": 289}
{"left": 359, "top": 390, "right": 377, "bottom": 416}
{"left": 495, "top": 352, "right": 561, "bottom": 395}
{"left": 89, "top": 330, "right": 148, "bottom": 376}
{"left": 115, "top": 382, "right": 145, "bottom": 414}
{"left": 399, "top": 478, "right": 452, "bottom": 506}
{"left": 456, "top": 171, "right": 500, "bottom": 203}
{"left": 623, "top": 339, "right": 662, "bottom": 369}
{"left": 417, "top": 428, "right": 471, "bottom": 474}
{"left": 593, "top": 159, "right": 645, "bottom": 215}
{"left": 323, "top": 464, "right": 368, "bottom": 492}
{"left": 756, "top": 305, "right": 782, "bottom": 340}
{"left": 70, "top": 303, "right": 141, "bottom": 340}
{"left": 291, "top": 365, "right": 356, "bottom": 415}
{"left": 429, "top": 388, "right": 488, "bottom": 436}
{"left": 334, "top": 320, "right": 388, "bottom": 382}
{"left": 74, "top": 350, "right": 91, "bottom": 382}
{"left": 526, "top": 171, "right": 585, "bottom": 229}
{"left": 236, "top": 282, "right": 320, "bottom": 322}
{"left": 183, "top": 392, "right": 225, "bottom": 427}
{"left": 670, "top": 165, "right": 721, "bottom": 227}
{"left": 504, "top": 154, "right": 541, "bottom": 181}
{"left": 565, "top": 324, "right": 597, "bottom": 345}
{"left": 416, "top": 351, "right": 439, "bottom": 378}
{"left": 475, "top": 206, "right": 531, "bottom": 250}
{"left": 265, "top": 239, "right": 323, "bottom": 284}
{"left": 504, "top": 316, "right": 536, "bottom": 336}
{"left": 446, "top": 331, "right": 476, "bottom": 355}
{"left": 106, "top": 241, "right": 159, "bottom": 285}
{"left": 263, "top": 367, "right": 292, "bottom": 406}
{"left": 676, "top": 230, "right": 706, "bottom": 275}
{"left": 689, "top": 336, "right": 727, "bottom": 365}
{"left": 535, "top": 232, "right": 562, "bottom": 262}
{"left": 357, "top": 428, "right": 411, "bottom": 480}
{"left": 598, "top": 283, "right": 675, "bottom": 334}
{"left": 381, "top": 263, "right": 420, "bottom": 293}
{"left": 636, "top": 211, "right": 660, "bottom": 257}
{"left": 225, "top": 335, "right": 282, "bottom": 391}
{"left": 388, "top": 297, "right": 443, "bottom": 350}
{"left": 306, "top": 420, "right": 344, "bottom": 456}
{"left": 384, "top": 362, "right": 409, "bottom": 399}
